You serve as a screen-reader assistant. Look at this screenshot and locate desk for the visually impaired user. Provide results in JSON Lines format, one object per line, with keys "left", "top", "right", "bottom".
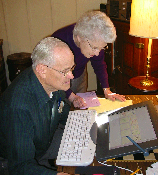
{"left": 57, "top": 95, "right": 158, "bottom": 175}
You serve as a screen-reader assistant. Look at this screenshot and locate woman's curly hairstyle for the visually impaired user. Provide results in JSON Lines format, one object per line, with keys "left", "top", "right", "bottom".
{"left": 73, "top": 10, "right": 116, "bottom": 43}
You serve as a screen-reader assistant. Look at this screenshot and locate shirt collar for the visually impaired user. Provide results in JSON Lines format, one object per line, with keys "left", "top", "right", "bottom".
{"left": 30, "top": 69, "right": 66, "bottom": 108}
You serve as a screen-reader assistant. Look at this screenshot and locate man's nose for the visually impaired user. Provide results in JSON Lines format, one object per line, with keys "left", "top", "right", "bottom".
{"left": 66, "top": 71, "right": 74, "bottom": 79}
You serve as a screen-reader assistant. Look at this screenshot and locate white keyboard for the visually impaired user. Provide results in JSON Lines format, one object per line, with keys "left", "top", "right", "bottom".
{"left": 56, "top": 109, "right": 97, "bottom": 166}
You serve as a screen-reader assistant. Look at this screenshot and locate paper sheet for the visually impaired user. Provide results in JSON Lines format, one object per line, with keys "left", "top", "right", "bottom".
{"left": 88, "top": 98, "right": 132, "bottom": 114}
{"left": 76, "top": 91, "right": 100, "bottom": 109}
{"left": 146, "top": 162, "right": 158, "bottom": 175}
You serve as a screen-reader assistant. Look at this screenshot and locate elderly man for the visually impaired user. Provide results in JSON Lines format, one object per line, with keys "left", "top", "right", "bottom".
{"left": 0, "top": 37, "right": 74, "bottom": 175}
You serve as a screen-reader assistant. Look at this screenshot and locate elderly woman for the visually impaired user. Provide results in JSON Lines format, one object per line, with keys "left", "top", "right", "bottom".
{"left": 52, "top": 10, "right": 125, "bottom": 108}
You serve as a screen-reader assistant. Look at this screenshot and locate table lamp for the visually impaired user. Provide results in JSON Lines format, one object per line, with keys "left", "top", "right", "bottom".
{"left": 129, "top": 0, "right": 158, "bottom": 87}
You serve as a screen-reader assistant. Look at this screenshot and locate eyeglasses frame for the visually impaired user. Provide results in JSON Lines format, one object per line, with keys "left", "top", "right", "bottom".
{"left": 46, "top": 64, "right": 76, "bottom": 77}
{"left": 87, "top": 39, "right": 108, "bottom": 51}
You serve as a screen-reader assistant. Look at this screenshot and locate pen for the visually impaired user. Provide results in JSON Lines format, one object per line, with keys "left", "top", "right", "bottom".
{"left": 106, "top": 158, "right": 115, "bottom": 162}
{"left": 126, "top": 136, "right": 149, "bottom": 156}
{"left": 130, "top": 169, "right": 140, "bottom": 175}
{"left": 108, "top": 93, "right": 116, "bottom": 95}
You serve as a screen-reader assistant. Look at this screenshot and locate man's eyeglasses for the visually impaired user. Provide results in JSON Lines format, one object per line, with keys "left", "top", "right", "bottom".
{"left": 87, "top": 40, "right": 108, "bottom": 51}
{"left": 46, "top": 64, "right": 76, "bottom": 77}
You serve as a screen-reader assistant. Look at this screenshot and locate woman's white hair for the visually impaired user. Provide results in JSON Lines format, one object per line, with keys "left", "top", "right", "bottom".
{"left": 31, "top": 37, "right": 69, "bottom": 69}
{"left": 73, "top": 10, "right": 116, "bottom": 43}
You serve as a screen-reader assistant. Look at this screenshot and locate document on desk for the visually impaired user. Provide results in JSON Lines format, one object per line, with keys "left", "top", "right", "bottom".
{"left": 76, "top": 91, "right": 100, "bottom": 109}
{"left": 89, "top": 98, "right": 132, "bottom": 126}
{"left": 88, "top": 98, "right": 132, "bottom": 114}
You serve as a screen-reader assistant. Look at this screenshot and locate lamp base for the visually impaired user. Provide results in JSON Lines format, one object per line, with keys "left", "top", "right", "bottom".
{"left": 140, "top": 79, "right": 153, "bottom": 86}
{"left": 128, "top": 76, "right": 158, "bottom": 92}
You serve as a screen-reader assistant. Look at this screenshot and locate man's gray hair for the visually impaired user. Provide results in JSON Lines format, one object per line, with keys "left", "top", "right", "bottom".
{"left": 73, "top": 10, "right": 116, "bottom": 43}
{"left": 31, "top": 37, "right": 68, "bottom": 69}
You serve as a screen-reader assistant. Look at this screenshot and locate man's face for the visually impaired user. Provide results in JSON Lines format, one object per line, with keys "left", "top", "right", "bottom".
{"left": 44, "top": 47, "right": 74, "bottom": 93}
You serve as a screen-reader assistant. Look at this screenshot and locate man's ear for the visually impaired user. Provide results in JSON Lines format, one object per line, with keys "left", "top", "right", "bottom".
{"left": 36, "top": 64, "right": 47, "bottom": 79}
{"left": 76, "top": 35, "right": 81, "bottom": 42}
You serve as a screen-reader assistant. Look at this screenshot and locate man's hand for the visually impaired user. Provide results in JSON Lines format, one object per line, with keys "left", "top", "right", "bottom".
{"left": 68, "top": 92, "right": 87, "bottom": 108}
{"left": 103, "top": 88, "right": 126, "bottom": 102}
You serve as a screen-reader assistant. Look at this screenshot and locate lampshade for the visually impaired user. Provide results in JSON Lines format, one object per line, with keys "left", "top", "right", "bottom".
{"left": 129, "top": 0, "right": 158, "bottom": 38}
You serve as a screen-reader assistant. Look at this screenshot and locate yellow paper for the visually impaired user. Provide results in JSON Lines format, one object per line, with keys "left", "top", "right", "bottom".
{"left": 88, "top": 98, "right": 132, "bottom": 114}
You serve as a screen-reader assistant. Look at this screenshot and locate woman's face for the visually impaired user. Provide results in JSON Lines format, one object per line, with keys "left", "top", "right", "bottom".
{"left": 77, "top": 36, "right": 107, "bottom": 58}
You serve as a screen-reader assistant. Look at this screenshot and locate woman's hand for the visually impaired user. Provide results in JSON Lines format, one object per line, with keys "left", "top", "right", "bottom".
{"left": 103, "top": 88, "right": 126, "bottom": 102}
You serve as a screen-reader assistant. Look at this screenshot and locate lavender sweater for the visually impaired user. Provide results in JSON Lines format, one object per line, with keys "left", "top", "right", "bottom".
{"left": 52, "top": 24, "right": 109, "bottom": 98}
